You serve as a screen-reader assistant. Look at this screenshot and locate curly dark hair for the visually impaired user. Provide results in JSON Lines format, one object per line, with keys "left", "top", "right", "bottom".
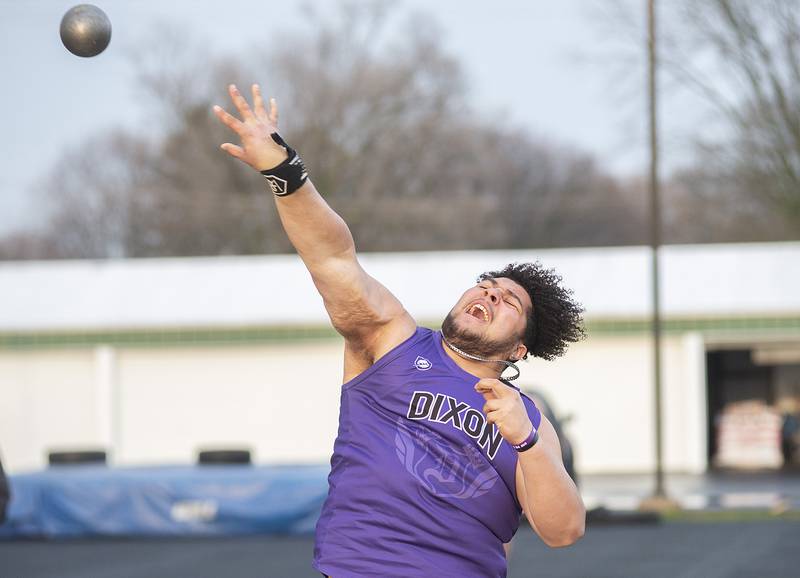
{"left": 479, "top": 262, "right": 585, "bottom": 361}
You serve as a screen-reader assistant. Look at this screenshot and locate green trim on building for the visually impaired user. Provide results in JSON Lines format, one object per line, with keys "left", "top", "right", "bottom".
{"left": 586, "top": 316, "right": 800, "bottom": 335}
{"left": 0, "top": 325, "right": 341, "bottom": 350}
{"left": 1, "top": 316, "right": 799, "bottom": 350}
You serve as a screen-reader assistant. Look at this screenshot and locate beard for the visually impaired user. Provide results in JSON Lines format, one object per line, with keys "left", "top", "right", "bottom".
{"left": 441, "top": 310, "right": 521, "bottom": 361}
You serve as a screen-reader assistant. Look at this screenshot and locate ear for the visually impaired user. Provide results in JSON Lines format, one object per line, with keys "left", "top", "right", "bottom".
{"left": 511, "top": 342, "right": 528, "bottom": 362}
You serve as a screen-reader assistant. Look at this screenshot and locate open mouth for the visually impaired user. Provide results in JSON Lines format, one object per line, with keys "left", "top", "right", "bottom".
{"left": 466, "top": 302, "right": 490, "bottom": 323}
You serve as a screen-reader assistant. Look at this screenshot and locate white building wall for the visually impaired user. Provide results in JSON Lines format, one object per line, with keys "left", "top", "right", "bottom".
{"left": 2, "top": 243, "right": 798, "bottom": 474}
{"left": 114, "top": 341, "right": 343, "bottom": 466}
{"left": 0, "top": 341, "right": 350, "bottom": 473}
{"left": 518, "top": 336, "right": 655, "bottom": 473}
{"left": 662, "top": 333, "right": 708, "bottom": 474}
{"left": 0, "top": 349, "right": 98, "bottom": 472}
{"left": 0, "top": 332, "right": 742, "bottom": 475}
{"left": 465, "top": 333, "right": 708, "bottom": 475}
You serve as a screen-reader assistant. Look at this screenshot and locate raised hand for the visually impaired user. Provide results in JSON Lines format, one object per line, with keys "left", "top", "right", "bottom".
{"left": 475, "top": 378, "right": 534, "bottom": 446}
{"left": 213, "top": 83, "right": 288, "bottom": 171}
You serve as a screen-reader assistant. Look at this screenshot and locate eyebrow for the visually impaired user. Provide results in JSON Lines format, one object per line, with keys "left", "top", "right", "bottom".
{"left": 483, "top": 278, "right": 525, "bottom": 311}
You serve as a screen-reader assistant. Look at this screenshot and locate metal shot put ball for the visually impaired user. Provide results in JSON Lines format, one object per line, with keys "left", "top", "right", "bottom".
{"left": 60, "top": 4, "right": 112, "bottom": 57}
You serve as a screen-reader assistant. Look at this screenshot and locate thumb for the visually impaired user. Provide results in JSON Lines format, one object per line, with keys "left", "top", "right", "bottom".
{"left": 220, "top": 143, "right": 246, "bottom": 160}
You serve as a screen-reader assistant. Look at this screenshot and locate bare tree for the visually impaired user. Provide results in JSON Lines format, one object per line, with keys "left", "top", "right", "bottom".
{"left": 588, "top": 0, "right": 800, "bottom": 242}
{"left": 2, "top": 1, "right": 641, "bottom": 259}
{"left": 665, "top": 0, "right": 800, "bottom": 230}
{"left": 0, "top": 230, "right": 62, "bottom": 260}
{"left": 647, "top": 0, "right": 799, "bottom": 236}
{"left": 36, "top": 130, "right": 150, "bottom": 258}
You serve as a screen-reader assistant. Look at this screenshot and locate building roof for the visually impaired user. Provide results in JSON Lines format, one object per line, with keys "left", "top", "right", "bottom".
{"left": 1, "top": 242, "right": 799, "bottom": 331}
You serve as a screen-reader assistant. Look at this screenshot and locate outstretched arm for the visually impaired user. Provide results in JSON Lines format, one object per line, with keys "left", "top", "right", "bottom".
{"left": 213, "top": 84, "right": 415, "bottom": 369}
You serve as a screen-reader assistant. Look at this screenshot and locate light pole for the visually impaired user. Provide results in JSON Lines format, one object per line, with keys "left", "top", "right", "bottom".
{"left": 644, "top": 0, "right": 673, "bottom": 509}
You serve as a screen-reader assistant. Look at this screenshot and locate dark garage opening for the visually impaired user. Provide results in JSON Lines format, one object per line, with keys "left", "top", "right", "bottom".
{"left": 707, "top": 348, "right": 800, "bottom": 470}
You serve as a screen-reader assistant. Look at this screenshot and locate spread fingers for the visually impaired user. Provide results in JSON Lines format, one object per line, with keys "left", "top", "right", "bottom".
{"left": 220, "top": 142, "right": 245, "bottom": 160}
{"left": 268, "top": 96, "right": 278, "bottom": 124}
{"left": 252, "top": 84, "right": 267, "bottom": 118}
{"left": 212, "top": 105, "right": 244, "bottom": 133}
{"left": 228, "top": 84, "right": 255, "bottom": 121}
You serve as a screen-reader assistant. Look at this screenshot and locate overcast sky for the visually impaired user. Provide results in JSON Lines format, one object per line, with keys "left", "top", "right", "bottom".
{"left": 0, "top": 0, "right": 705, "bottom": 237}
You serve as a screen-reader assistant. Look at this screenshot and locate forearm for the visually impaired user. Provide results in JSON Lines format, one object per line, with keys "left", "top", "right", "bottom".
{"left": 273, "top": 179, "right": 391, "bottom": 338}
{"left": 518, "top": 444, "right": 585, "bottom": 547}
{"left": 213, "top": 84, "right": 406, "bottom": 339}
{"left": 274, "top": 178, "right": 411, "bottom": 345}
{"left": 273, "top": 180, "right": 356, "bottom": 267}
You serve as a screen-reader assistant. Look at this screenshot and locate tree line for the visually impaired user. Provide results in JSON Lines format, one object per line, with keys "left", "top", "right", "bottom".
{"left": 1, "top": 0, "right": 797, "bottom": 260}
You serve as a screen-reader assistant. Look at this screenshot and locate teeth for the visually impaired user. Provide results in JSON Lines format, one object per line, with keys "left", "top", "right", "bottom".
{"left": 469, "top": 303, "right": 490, "bottom": 322}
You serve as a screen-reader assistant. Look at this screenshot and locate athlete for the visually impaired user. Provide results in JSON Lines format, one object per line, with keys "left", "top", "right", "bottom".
{"left": 214, "top": 84, "right": 586, "bottom": 577}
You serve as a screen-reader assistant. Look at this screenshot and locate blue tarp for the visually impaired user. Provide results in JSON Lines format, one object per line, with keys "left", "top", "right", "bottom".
{"left": 0, "top": 464, "right": 330, "bottom": 538}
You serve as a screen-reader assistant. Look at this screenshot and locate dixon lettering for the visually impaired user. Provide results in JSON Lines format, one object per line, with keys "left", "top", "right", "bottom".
{"left": 405, "top": 390, "right": 503, "bottom": 460}
{"left": 408, "top": 391, "right": 435, "bottom": 420}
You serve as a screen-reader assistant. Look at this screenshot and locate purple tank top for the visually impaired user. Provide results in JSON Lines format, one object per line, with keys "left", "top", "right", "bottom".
{"left": 313, "top": 327, "right": 542, "bottom": 578}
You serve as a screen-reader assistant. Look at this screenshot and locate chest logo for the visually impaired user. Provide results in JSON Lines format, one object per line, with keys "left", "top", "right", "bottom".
{"left": 395, "top": 418, "right": 500, "bottom": 500}
{"left": 414, "top": 356, "right": 432, "bottom": 371}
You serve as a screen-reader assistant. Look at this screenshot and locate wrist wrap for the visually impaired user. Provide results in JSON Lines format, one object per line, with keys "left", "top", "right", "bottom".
{"left": 511, "top": 427, "right": 539, "bottom": 453}
{"left": 260, "top": 133, "right": 308, "bottom": 197}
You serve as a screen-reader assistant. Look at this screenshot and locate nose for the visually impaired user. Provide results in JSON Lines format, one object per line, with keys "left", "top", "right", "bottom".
{"left": 483, "top": 287, "right": 501, "bottom": 305}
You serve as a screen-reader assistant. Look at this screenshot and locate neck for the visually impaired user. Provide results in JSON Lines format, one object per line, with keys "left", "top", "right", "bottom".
{"left": 439, "top": 335, "right": 507, "bottom": 380}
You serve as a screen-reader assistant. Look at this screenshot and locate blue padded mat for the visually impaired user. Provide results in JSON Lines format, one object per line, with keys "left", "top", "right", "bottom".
{"left": 0, "top": 464, "right": 329, "bottom": 538}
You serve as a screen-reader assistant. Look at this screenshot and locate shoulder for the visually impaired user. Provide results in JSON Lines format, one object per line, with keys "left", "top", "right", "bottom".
{"left": 343, "top": 321, "right": 426, "bottom": 382}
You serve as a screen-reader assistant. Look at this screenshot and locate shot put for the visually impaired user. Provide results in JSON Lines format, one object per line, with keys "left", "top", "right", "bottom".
{"left": 60, "top": 4, "right": 112, "bottom": 58}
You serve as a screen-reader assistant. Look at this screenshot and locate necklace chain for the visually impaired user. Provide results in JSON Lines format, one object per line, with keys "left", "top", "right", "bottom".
{"left": 441, "top": 334, "right": 521, "bottom": 381}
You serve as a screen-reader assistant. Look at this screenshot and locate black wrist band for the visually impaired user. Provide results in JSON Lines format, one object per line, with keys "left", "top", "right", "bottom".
{"left": 511, "top": 428, "right": 539, "bottom": 452}
{"left": 260, "top": 133, "right": 308, "bottom": 197}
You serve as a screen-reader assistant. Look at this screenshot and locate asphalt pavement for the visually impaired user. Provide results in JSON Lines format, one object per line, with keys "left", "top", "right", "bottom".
{"left": 2, "top": 519, "right": 798, "bottom": 578}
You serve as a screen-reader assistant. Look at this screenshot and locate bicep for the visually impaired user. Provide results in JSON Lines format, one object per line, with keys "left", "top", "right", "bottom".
{"left": 310, "top": 254, "right": 415, "bottom": 357}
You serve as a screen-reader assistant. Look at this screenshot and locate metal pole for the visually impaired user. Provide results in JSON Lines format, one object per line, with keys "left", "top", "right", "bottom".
{"left": 647, "top": 0, "right": 666, "bottom": 499}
